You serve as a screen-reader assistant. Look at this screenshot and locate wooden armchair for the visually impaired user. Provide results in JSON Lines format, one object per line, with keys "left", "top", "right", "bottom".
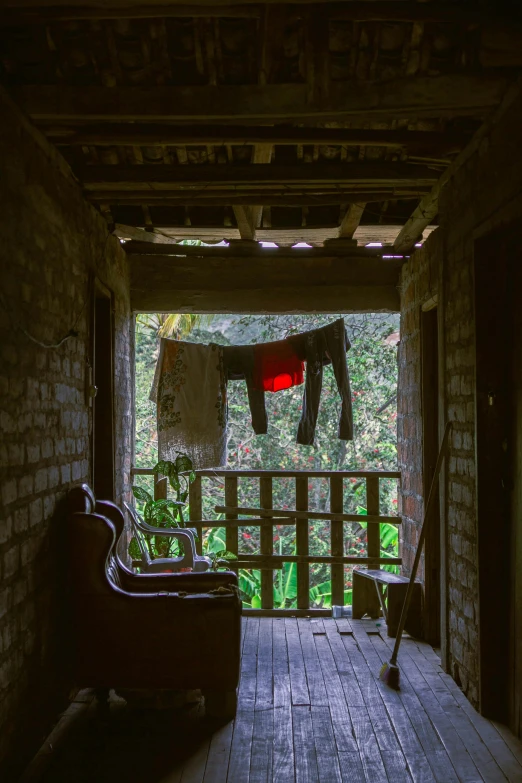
{"left": 67, "top": 486, "right": 241, "bottom": 715}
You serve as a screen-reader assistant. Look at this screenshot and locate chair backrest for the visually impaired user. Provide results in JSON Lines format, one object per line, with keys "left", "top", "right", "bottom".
{"left": 124, "top": 502, "right": 195, "bottom": 571}
{"left": 68, "top": 484, "right": 96, "bottom": 514}
{"left": 69, "top": 511, "right": 117, "bottom": 596}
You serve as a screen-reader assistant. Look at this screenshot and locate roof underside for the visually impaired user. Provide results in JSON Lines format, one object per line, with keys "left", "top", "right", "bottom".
{"left": 2, "top": 1, "right": 522, "bottom": 248}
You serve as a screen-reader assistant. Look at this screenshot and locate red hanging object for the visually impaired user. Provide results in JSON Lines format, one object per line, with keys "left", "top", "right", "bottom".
{"left": 252, "top": 341, "right": 304, "bottom": 392}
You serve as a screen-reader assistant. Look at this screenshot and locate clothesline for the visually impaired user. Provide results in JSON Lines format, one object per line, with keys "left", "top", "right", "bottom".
{"left": 150, "top": 318, "right": 353, "bottom": 470}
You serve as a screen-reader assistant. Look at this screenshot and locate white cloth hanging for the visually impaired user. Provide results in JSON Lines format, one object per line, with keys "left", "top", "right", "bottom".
{"left": 150, "top": 338, "right": 227, "bottom": 469}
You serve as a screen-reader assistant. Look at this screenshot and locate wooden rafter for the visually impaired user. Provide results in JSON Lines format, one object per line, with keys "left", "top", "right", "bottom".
{"left": 393, "top": 186, "right": 442, "bottom": 252}
{"left": 13, "top": 76, "right": 507, "bottom": 122}
{"left": 338, "top": 203, "right": 366, "bottom": 239}
{"left": 44, "top": 124, "right": 468, "bottom": 153}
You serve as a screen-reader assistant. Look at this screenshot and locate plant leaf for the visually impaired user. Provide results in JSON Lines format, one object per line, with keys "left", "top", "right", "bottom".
{"left": 128, "top": 537, "right": 141, "bottom": 560}
{"left": 213, "top": 549, "right": 238, "bottom": 560}
{"left": 175, "top": 453, "right": 193, "bottom": 474}
{"left": 132, "top": 486, "right": 153, "bottom": 504}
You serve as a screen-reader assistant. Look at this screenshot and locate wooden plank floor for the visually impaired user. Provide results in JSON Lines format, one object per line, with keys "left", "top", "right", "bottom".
{"left": 29, "top": 618, "right": 522, "bottom": 783}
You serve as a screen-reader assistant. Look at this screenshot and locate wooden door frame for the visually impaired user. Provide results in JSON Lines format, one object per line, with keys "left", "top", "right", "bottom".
{"left": 91, "top": 277, "right": 116, "bottom": 500}
{"left": 421, "top": 300, "right": 441, "bottom": 646}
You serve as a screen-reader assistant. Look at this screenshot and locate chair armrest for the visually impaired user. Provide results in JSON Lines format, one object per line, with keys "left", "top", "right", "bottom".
{"left": 116, "top": 565, "right": 239, "bottom": 595}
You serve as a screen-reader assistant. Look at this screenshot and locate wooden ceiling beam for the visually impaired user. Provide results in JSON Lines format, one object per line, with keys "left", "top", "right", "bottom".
{"left": 0, "top": 1, "right": 512, "bottom": 25}
{"left": 44, "top": 124, "right": 468, "bottom": 153}
{"left": 130, "top": 253, "right": 402, "bottom": 313}
{"left": 14, "top": 76, "right": 507, "bottom": 123}
{"left": 79, "top": 162, "right": 440, "bottom": 188}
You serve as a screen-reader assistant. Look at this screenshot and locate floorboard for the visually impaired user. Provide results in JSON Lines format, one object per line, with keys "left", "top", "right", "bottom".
{"left": 25, "top": 618, "right": 522, "bottom": 783}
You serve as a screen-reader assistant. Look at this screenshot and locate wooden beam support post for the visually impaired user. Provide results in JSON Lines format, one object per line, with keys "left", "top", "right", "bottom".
{"left": 330, "top": 474, "right": 344, "bottom": 606}
{"left": 296, "top": 475, "right": 309, "bottom": 611}
{"left": 225, "top": 476, "right": 239, "bottom": 573}
{"left": 366, "top": 475, "right": 380, "bottom": 566}
{"left": 260, "top": 475, "right": 274, "bottom": 610}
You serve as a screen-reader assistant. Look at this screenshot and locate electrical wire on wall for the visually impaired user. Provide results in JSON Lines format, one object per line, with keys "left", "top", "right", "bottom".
{"left": 0, "top": 233, "right": 112, "bottom": 350}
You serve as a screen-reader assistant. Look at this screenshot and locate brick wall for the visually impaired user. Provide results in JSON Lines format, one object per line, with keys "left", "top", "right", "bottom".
{"left": 0, "top": 89, "right": 133, "bottom": 777}
{"left": 398, "top": 85, "right": 522, "bottom": 708}
{"left": 397, "top": 231, "right": 441, "bottom": 583}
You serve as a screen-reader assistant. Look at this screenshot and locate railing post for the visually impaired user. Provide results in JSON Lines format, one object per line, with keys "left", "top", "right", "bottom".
{"left": 189, "top": 474, "right": 203, "bottom": 556}
{"left": 330, "top": 474, "right": 344, "bottom": 606}
{"left": 366, "top": 475, "right": 380, "bottom": 565}
{"left": 296, "top": 476, "right": 309, "bottom": 610}
{"left": 260, "top": 476, "right": 273, "bottom": 610}
{"left": 154, "top": 474, "right": 168, "bottom": 501}
{"left": 225, "top": 476, "right": 239, "bottom": 572}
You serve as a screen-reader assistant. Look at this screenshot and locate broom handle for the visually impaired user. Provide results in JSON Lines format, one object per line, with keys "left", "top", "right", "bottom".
{"left": 389, "top": 421, "right": 452, "bottom": 666}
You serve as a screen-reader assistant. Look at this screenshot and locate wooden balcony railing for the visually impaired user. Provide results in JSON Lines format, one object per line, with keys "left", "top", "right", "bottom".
{"left": 131, "top": 468, "right": 401, "bottom": 616}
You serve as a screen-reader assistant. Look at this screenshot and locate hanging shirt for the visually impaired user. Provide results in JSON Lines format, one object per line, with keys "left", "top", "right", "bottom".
{"left": 150, "top": 339, "right": 227, "bottom": 470}
{"left": 252, "top": 340, "right": 305, "bottom": 392}
{"left": 288, "top": 318, "right": 353, "bottom": 445}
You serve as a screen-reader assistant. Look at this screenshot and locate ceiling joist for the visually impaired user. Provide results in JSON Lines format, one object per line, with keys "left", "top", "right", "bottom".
{"left": 14, "top": 77, "right": 507, "bottom": 123}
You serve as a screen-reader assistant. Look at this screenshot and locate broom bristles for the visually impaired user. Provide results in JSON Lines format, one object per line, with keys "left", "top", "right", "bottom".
{"left": 379, "top": 661, "right": 400, "bottom": 690}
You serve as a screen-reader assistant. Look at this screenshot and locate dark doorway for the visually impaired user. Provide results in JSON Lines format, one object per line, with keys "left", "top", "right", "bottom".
{"left": 421, "top": 304, "right": 441, "bottom": 646}
{"left": 92, "top": 281, "right": 115, "bottom": 500}
{"left": 475, "top": 229, "right": 513, "bottom": 724}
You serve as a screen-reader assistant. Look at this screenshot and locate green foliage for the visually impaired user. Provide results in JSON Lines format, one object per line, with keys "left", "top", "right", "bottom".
{"left": 152, "top": 454, "right": 196, "bottom": 521}
{"left": 128, "top": 537, "right": 142, "bottom": 561}
{"left": 131, "top": 456, "right": 197, "bottom": 561}
{"left": 134, "top": 312, "right": 401, "bottom": 605}
{"left": 131, "top": 485, "right": 181, "bottom": 528}
{"left": 208, "top": 549, "right": 238, "bottom": 571}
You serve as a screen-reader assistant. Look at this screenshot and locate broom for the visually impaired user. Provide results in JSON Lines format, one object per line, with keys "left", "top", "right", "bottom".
{"left": 379, "top": 421, "right": 452, "bottom": 689}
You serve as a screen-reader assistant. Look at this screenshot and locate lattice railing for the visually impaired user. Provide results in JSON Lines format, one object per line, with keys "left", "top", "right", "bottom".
{"left": 131, "top": 468, "right": 401, "bottom": 615}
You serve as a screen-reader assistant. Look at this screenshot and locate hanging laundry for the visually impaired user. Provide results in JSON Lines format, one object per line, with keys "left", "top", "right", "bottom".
{"left": 150, "top": 338, "right": 227, "bottom": 469}
{"left": 252, "top": 340, "right": 304, "bottom": 392}
{"left": 222, "top": 345, "right": 268, "bottom": 435}
{"left": 288, "top": 318, "right": 353, "bottom": 446}
{"left": 223, "top": 318, "right": 353, "bottom": 446}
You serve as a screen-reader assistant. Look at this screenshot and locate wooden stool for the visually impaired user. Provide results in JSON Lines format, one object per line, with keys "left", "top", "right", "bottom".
{"left": 352, "top": 569, "right": 423, "bottom": 638}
